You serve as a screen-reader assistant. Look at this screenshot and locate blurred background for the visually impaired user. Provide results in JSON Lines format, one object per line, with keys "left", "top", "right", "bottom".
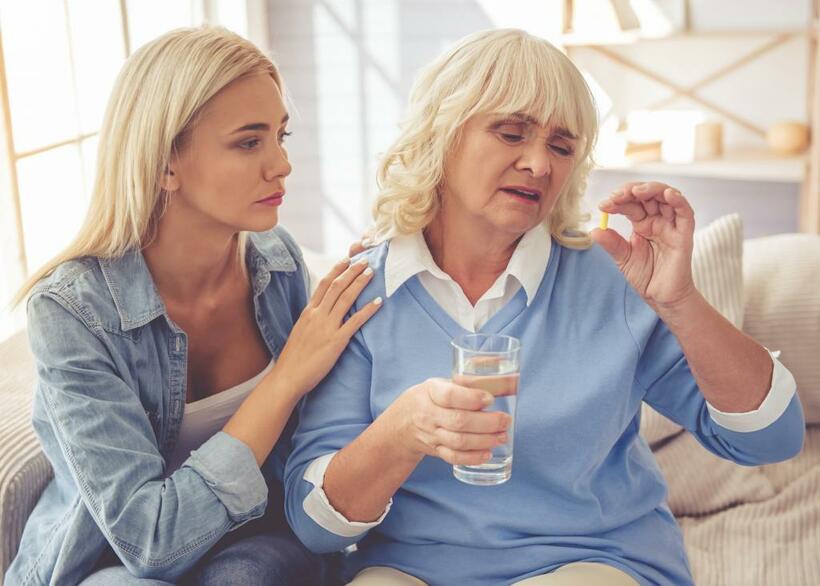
{"left": 0, "top": 0, "right": 816, "bottom": 341}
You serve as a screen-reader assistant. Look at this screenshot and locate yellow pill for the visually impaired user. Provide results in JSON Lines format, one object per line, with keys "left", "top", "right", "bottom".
{"left": 599, "top": 212, "right": 609, "bottom": 230}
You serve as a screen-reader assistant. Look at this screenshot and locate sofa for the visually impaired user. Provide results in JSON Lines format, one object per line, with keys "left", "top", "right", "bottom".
{"left": 2, "top": 217, "right": 818, "bottom": 585}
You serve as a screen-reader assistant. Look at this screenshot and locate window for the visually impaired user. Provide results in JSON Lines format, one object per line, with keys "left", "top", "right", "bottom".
{"left": 0, "top": 0, "right": 259, "bottom": 342}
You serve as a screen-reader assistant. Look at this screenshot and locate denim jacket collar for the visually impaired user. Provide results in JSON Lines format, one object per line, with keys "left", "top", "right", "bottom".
{"left": 99, "top": 231, "right": 298, "bottom": 332}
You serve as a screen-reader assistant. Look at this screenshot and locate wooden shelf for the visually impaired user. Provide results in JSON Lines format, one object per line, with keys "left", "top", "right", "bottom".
{"left": 594, "top": 151, "right": 808, "bottom": 183}
{"left": 560, "top": 28, "right": 812, "bottom": 47}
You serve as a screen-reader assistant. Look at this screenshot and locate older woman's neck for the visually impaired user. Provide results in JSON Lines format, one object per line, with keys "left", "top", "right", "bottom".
{"left": 423, "top": 219, "right": 519, "bottom": 306}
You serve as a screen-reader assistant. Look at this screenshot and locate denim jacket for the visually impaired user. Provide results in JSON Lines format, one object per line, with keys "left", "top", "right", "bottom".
{"left": 5, "top": 227, "right": 309, "bottom": 586}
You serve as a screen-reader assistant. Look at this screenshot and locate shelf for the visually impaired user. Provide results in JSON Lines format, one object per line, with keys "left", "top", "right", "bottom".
{"left": 560, "top": 28, "right": 812, "bottom": 47}
{"left": 594, "top": 151, "right": 808, "bottom": 183}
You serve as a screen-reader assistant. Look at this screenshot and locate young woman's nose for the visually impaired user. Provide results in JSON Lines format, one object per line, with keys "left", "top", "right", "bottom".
{"left": 264, "top": 145, "right": 292, "bottom": 182}
{"left": 515, "top": 142, "right": 551, "bottom": 177}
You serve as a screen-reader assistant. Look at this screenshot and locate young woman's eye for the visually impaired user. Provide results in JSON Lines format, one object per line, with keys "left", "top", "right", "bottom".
{"left": 239, "top": 138, "right": 261, "bottom": 150}
{"left": 279, "top": 130, "right": 292, "bottom": 144}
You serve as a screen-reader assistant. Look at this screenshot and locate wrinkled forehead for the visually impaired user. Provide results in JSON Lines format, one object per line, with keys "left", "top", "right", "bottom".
{"left": 428, "top": 29, "right": 598, "bottom": 146}
{"left": 469, "top": 81, "right": 592, "bottom": 143}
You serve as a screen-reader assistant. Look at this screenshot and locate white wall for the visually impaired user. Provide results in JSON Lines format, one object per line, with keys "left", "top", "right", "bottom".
{"left": 267, "top": 0, "right": 809, "bottom": 251}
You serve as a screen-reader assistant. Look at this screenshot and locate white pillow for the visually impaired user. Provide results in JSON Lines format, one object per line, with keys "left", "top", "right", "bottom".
{"left": 743, "top": 233, "right": 820, "bottom": 424}
{"left": 640, "top": 213, "right": 745, "bottom": 446}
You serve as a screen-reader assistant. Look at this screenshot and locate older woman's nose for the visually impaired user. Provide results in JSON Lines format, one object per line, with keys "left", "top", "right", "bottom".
{"left": 515, "top": 143, "right": 551, "bottom": 177}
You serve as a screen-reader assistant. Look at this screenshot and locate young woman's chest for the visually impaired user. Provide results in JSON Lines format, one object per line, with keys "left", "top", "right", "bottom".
{"left": 166, "top": 285, "right": 271, "bottom": 402}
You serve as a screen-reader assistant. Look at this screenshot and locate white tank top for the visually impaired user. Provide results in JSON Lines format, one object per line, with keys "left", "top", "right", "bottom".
{"left": 164, "top": 360, "right": 275, "bottom": 474}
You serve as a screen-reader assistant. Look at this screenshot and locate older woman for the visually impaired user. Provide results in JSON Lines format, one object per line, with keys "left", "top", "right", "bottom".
{"left": 283, "top": 29, "right": 804, "bottom": 586}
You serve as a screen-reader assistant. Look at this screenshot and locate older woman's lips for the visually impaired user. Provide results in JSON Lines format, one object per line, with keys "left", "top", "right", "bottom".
{"left": 500, "top": 186, "right": 541, "bottom": 203}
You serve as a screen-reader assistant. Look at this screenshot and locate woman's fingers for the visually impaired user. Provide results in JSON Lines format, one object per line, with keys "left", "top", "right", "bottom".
{"left": 435, "top": 406, "right": 511, "bottom": 434}
{"left": 330, "top": 264, "right": 376, "bottom": 321}
{"left": 590, "top": 227, "right": 631, "bottom": 266}
{"left": 630, "top": 181, "right": 672, "bottom": 200}
{"left": 434, "top": 445, "right": 493, "bottom": 467}
{"left": 339, "top": 296, "right": 383, "bottom": 337}
{"left": 347, "top": 239, "right": 370, "bottom": 258}
{"left": 309, "top": 258, "right": 352, "bottom": 307}
{"left": 599, "top": 199, "right": 647, "bottom": 223}
{"left": 428, "top": 379, "right": 493, "bottom": 411}
{"left": 602, "top": 182, "right": 691, "bottom": 227}
{"left": 316, "top": 258, "right": 370, "bottom": 314}
{"left": 433, "top": 427, "right": 507, "bottom": 452}
{"left": 663, "top": 187, "right": 695, "bottom": 218}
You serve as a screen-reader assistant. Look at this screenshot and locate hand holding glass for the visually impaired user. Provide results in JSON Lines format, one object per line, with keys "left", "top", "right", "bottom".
{"left": 451, "top": 333, "right": 520, "bottom": 485}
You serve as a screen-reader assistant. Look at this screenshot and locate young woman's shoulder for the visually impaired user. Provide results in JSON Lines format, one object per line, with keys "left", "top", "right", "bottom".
{"left": 27, "top": 256, "right": 125, "bottom": 337}
{"left": 248, "top": 226, "right": 305, "bottom": 267}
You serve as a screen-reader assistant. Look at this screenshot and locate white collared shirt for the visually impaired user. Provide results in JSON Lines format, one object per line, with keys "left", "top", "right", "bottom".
{"left": 301, "top": 225, "right": 795, "bottom": 537}
{"left": 384, "top": 225, "right": 551, "bottom": 330}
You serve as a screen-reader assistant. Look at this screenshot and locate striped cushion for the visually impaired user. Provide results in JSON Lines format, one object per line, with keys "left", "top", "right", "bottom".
{"left": 641, "top": 213, "right": 744, "bottom": 446}
{"left": 0, "top": 330, "right": 52, "bottom": 582}
{"left": 743, "top": 234, "right": 820, "bottom": 423}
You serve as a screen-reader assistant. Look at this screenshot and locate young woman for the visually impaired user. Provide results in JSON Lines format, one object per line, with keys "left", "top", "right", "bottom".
{"left": 6, "top": 26, "right": 380, "bottom": 586}
{"left": 283, "top": 29, "right": 804, "bottom": 585}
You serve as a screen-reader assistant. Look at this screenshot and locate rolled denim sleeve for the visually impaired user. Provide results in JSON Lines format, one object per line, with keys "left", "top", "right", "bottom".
{"left": 185, "top": 431, "right": 268, "bottom": 521}
{"left": 28, "top": 293, "right": 267, "bottom": 580}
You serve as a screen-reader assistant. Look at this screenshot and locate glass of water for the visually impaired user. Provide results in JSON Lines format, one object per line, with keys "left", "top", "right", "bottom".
{"left": 451, "top": 333, "right": 520, "bottom": 486}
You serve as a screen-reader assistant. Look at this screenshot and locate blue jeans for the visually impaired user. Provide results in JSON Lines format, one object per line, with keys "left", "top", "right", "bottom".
{"left": 80, "top": 527, "right": 334, "bottom": 586}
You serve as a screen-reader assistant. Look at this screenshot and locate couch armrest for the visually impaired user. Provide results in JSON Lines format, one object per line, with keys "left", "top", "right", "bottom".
{"left": 0, "top": 330, "right": 52, "bottom": 582}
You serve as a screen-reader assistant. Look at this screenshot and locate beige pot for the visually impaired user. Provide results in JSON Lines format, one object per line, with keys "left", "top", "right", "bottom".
{"left": 766, "top": 121, "right": 810, "bottom": 155}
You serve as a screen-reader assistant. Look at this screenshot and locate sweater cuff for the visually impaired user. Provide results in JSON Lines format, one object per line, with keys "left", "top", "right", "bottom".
{"left": 185, "top": 431, "right": 267, "bottom": 522}
{"left": 706, "top": 350, "right": 797, "bottom": 433}
{"left": 302, "top": 452, "right": 391, "bottom": 537}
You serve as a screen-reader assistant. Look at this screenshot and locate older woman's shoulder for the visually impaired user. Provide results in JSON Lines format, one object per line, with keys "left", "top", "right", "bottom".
{"left": 351, "top": 239, "right": 390, "bottom": 272}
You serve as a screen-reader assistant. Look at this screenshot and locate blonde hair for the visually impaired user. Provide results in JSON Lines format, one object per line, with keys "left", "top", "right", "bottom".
{"left": 373, "top": 29, "right": 598, "bottom": 248}
{"left": 13, "top": 26, "right": 282, "bottom": 305}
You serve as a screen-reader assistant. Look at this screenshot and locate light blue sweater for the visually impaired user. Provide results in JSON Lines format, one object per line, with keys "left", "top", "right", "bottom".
{"left": 284, "top": 240, "right": 804, "bottom": 586}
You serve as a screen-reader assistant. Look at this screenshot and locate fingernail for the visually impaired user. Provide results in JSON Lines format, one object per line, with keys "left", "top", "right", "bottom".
{"left": 356, "top": 258, "right": 369, "bottom": 265}
{"left": 482, "top": 393, "right": 494, "bottom": 406}
{"left": 363, "top": 267, "right": 373, "bottom": 276}
{"left": 497, "top": 434, "right": 508, "bottom": 444}
{"left": 372, "top": 296, "right": 383, "bottom": 305}
{"left": 634, "top": 183, "right": 649, "bottom": 192}
{"left": 361, "top": 238, "right": 372, "bottom": 247}
{"left": 340, "top": 257, "right": 351, "bottom": 264}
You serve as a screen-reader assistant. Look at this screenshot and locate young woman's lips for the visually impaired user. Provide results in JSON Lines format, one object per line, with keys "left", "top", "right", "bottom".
{"left": 256, "top": 192, "right": 285, "bottom": 206}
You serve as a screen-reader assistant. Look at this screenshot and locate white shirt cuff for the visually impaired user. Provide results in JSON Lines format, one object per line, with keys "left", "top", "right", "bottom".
{"left": 706, "top": 349, "right": 797, "bottom": 433}
{"left": 302, "top": 452, "right": 392, "bottom": 537}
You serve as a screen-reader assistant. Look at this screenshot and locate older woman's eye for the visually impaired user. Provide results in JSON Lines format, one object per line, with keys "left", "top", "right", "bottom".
{"left": 550, "top": 144, "right": 573, "bottom": 157}
{"left": 500, "top": 133, "right": 525, "bottom": 143}
{"left": 279, "top": 130, "right": 292, "bottom": 144}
